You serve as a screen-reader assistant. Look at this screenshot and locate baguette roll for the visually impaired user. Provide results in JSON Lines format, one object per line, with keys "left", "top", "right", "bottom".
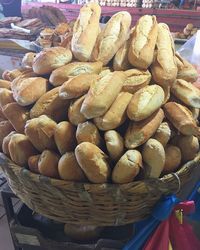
{"left": 125, "top": 108, "right": 164, "bottom": 149}
{"left": 128, "top": 15, "right": 158, "bottom": 69}
{"left": 112, "top": 150, "right": 142, "bottom": 183}
{"left": 75, "top": 142, "right": 110, "bottom": 183}
{"left": 163, "top": 145, "right": 181, "bottom": 174}
{"left": 153, "top": 122, "right": 171, "bottom": 147}
{"left": 81, "top": 71, "right": 126, "bottom": 119}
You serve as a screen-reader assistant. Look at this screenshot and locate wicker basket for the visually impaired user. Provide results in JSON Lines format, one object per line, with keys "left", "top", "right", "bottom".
{"left": 0, "top": 152, "right": 200, "bottom": 226}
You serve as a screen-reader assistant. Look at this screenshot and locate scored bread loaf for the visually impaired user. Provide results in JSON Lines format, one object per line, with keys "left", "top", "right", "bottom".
{"left": 0, "top": 121, "right": 13, "bottom": 150}
{"left": 71, "top": 3, "right": 101, "bottom": 61}
{"left": 112, "top": 150, "right": 142, "bottom": 183}
{"left": 0, "top": 88, "right": 15, "bottom": 108}
{"left": 163, "top": 145, "right": 181, "bottom": 174}
{"left": 81, "top": 71, "right": 126, "bottom": 119}
{"left": 75, "top": 142, "right": 111, "bottom": 184}
{"left": 28, "top": 154, "right": 40, "bottom": 174}
{"left": 153, "top": 122, "right": 171, "bottom": 147}
{"left": 0, "top": 79, "right": 11, "bottom": 89}
{"left": 49, "top": 61, "right": 103, "bottom": 86}
{"left": 125, "top": 108, "right": 164, "bottom": 149}
{"left": 128, "top": 15, "right": 158, "bottom": 69}
{"left": 92, "top": 11, "right": 132, "bottom": 65}
{"left": 151, "top": 23, "right": 177, "bottom": 86}
{"left": 127, "top": 85, "right": 165, "bottom": 121}
{"left": 33, "top": 47, "right": 72, "bottom": 75}
{"left": 94, "top": 92, "right": 132, "bottom": 131}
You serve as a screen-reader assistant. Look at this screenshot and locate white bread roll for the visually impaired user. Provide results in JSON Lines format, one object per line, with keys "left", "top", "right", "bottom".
{"left": 153, "top": 122, "right": 171, "bottom": 147}
{"left": 163, "top": 145, "right": 181, "bottom": 174}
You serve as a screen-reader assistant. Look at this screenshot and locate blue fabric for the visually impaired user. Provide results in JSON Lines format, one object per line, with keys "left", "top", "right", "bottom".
{"left": 188, "top": 182, "right": 200, "bottom": 221}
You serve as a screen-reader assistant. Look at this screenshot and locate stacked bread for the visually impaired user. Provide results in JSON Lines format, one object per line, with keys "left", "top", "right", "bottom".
{"left": 0, "top": 3, "right": 199, "bottom": 185}
{"left": 173, "top": 23, "right": 199, "bottom": 40}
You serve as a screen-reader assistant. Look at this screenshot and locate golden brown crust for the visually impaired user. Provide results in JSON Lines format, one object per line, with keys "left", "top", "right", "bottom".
{"left": 0, "top": 120, "right": 13, "bottom": 150}
{"left": 163, "top": 145, "right": 181, "bottom": 174}
{"left": 0, "top": 88, "right": 15, "bottom": 108}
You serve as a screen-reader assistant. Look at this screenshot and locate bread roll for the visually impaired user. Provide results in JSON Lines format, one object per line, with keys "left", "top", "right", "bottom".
{"left": 123, "top": 69, "right": 151, "bottom": 94}
{"left": 104, "top": 130, "right": 124, "bottom": 161}
{"left": 3, "top": 69, "right": 23, "bottom": 81}
{"left": 125, "top": 109, "right": 164, "bottom": 149}
{"left": 99, "top": 68, "right": 111, "bottom": 78}
{"left": 153, "top": 122, "right": 171, "bottom": 147}
{"left": 22, "top": 52, "right": 36, "bottom": 68}
{"left": 58, "top": 152, "right": 86, "bottom": 181}
{"left": 54, "top": 121, "right": 76, "bottom": 155}
{"left": 2, "top": 131, "right": 16, "bottom": 156}
{"left": 76, "top": 121, "right": 102, "bottom": 147}
{"left": 171, "top": 79, "right": 200, "bottom": 108}
{"left": 12, "top": 77, "right": 48, "bottom": 106}
{"left": 162, "top": 85, "right": 171, "bottom": 104}
{"left": 112, "top": 150, "right": 142, "bottom": 183}
{"left": 28, "top": 154, "right": 40, "bottom": 174}
{"left": 176, "top": 135, "right": 199, "bottom": 162}
{"left": 142, "top": 138, "right": 165, "bottom": 178}
{"left": 0, "top": 79, "right": 11, "bottom": 89}
{"left": 163, "top": 145, "right": 181, "bottom": 174}
{"left": 0, "top": 88, "right": 14, "bottom": 108}
{"left": 151, "top": 23, "right": 177, "bottom": 86}
{"left": 33, "top": 47, "right": 72, "bottom": 75}
{"left": 38, "top": 150, "right": 60, "bottom": 178}
{"left": 71, "top": 3, "right": 101, "bottom": 61}
{"left": 68, "top": 95, "right": 87, "bottom": 126}
{"left": 81, "top": 71, "right": 126, "bottom": 119}
{"left": 128, "top": 15, "right": 158, "bottom": 69}
{"left": 94, "top": 92, "right": 132, "bottom": 130}
{"left": 49, "top": 61, "right": 103, "bottom": 86}
{"left": 175, "top": 53, "right": 198, "bottom": 83}
{"left": 0, "top": 121, "right": 13, "bottom": 150}
{"left": 92, "top": 11, "right": 131, "bottom": 65}
{"left": 127, "top": 85, "right": 164, "bottom": 121}
{"left": 25, "top": 115, "right": 57, "bottom": 152}
{"left": 2, "top": 102, "right": 29, "bottom": 133}
{"left": 190, "top": 107, "right": 199, "bottom": 123}
{"left": 75, "top": 142, "right": 110, "bottom": 183}
{"left": 30, "top": 87, "right": 70, "bottom": 122}
{"left": 59, "top": 73, "right": 99, "bottom": 99}
{"left": 9, "top": 133, "right": 37, "bottom": 166}
{"left": 164, "top": 102, "right": 200, "bottom": 136}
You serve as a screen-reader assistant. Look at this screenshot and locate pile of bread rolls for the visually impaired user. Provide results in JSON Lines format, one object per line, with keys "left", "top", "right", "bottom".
{"left": 0, "top": 3, "right": 200, "bottom": 185}
{"left": 173, "top": 23, "right": 198, "bottom": 40}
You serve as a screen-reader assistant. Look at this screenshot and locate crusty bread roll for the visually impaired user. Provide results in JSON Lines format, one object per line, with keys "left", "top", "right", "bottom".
{"left": 75, "top": 142, "right": 110, "bottom": 183}
{"left": 151, "top": 23, "right": 177, "bottom": 86}
{"left": 81, "top": 71, "right": 126, "bottom": 119}
{"left": 112, "top": 150, "right": 142, "bottom": 183}
{"left": 12, "top": 77, "right": 48, "bottom": 106}
{"left": 30, "top": 87, "right": 70, "bottom": 122}
{"left": 104, "top": 130, "right": 124, "bottom": 161}
{"left": 9, "top": 133, "right": 37, "bottom": 166}
{"left": 2, "top": 69, "right": 23, "bottom": 81}
{"left": 25, "top": 115, "right": 57, "bottom": 152}
{"left": 94, "top": 92, "right": 132, "bottom": 130}
{"left": 128, "top": 15, "right": 158, "bottom": 69}
{"left": 33, "top": 47, "right": 72, "bottom": 75}
{"left": 22, "top": 52, "right": 36, "bottom": 68}
{"left": 123, "top": 69, "right": 151, "bottom": 94}
{"left": 49, "top": 61, "right": 103, "bottom": 86}
{"left": 92, "top": 11, "right": 131, "bottom": 65}
{"left": 76, "top": 121, "right": 102, "bottom": 147}
{"left": 0, "top": 88, "right": 15, "bottom": 108}
{"left": 38, "top": 150, "right": 60, "bottom": 178}
{"left": 153, "top": 122, "right": 171, "bottom": 147}
{"left": 125, "top": 109, "right": 164, "bottom": 149}
{"left": 2, "top": 102, "right": 29, "bottom": 133}
{"left": 0, "top": 121, "right": 13, "bottom": 150}
{"left": 28, "top": 154, "right": 40, "bottom": 174}
{"left": 58, "top": 152, "right": 86, "bottom": 181}
{"left": 171, "top": 79, "right": 200, "bottom": 108}
{"left": 175, "top": 53, "right": 198, "bottom": 83}
{"left": 142, "top": 138, "right": 165, "bottom": 178}
{"left": 2, "top": 131, "right": 16, "bottom": 156}
{"left": 59, "top": 73, "right": 99, "bottom": 99}
{"left": 0, "top": 79, "right": 11, "bottom": 89}
{"left": 162, "top": 85, "right": 171, "bottom": 104}
{"left": 99, "top": 68, "right": 111, "bottom": 78}
{"left": 176, "top": 135, "right": 199, "bottom": 162}
{"left": 190, "top": 107, "right": 199, "bottom": 123}
{"left": 68, "top": 95, "right": 87, "bottom": 126}
{"left": 164, "top": 102, "right": 200, "bottom": 136}
{"left": 127, "top": 85, "right": 164, "bottom": 121}
{"left": 54, "top": 121, "right": 76, "bottom": 155}
{"left": 71, "top": 3, "right": 101, "bottom": 61}
{"left": 163, "top": 145, "right": 181, "bottom": 174}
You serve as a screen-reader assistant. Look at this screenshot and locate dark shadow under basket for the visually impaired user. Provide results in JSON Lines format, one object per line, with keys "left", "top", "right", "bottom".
{"left": 0, "top": 152, "right": 200, "bottom": 226}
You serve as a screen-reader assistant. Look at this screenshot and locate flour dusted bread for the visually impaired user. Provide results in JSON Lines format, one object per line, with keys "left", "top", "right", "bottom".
{"left": 128, "top": 15, "right": 158, "bottom": 69}
{"left": 75, "top": 142, "right": 110, "bottom": 183}
{"left": 92, "top": 11, "right": 132, "bottom": 65}
{"left": 163, "top": 145, "right": 181, "bottom": 174}
{"left": 71, "top": 3, "right": 101, "bottom": 61}
{"left": 33, "top": 47, "right": 72, "bottom": 75}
